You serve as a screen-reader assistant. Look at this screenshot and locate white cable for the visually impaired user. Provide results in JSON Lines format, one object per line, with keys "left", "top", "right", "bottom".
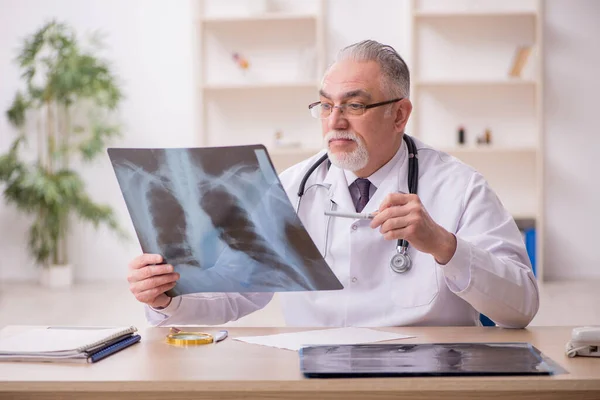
{"left": 565, "top": 343, "right": 589, "bottom": 358}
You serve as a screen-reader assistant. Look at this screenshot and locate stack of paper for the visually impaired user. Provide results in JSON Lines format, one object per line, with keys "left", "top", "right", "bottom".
{"left": 0, "top": 326, "right": 140, "bottom": 363}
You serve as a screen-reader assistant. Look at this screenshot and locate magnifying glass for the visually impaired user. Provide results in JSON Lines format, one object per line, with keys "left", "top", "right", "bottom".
{"left": 166, "top": 327, "right": 228, "bottom": 346}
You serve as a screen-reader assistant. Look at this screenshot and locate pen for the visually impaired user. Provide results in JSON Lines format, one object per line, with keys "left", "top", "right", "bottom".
{"left": 324, "top": 210, "right": 375, "bottom": 220}
{"left": 214, "top": 330, "right": 228, "bottom": 343}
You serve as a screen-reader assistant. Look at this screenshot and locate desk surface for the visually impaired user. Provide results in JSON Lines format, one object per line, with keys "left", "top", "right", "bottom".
{"left": 1, "top": 326, "right": 599, "bottom": 400}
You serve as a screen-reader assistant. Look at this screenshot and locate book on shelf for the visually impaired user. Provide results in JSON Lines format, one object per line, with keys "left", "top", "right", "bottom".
{"left": 508, "top": 46, "right": 533, "bottom": 78}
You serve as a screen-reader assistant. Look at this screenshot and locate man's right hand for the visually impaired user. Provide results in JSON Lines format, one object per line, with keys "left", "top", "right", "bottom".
{"left": 127, "top": 254, "right": 180, "bottom": 309}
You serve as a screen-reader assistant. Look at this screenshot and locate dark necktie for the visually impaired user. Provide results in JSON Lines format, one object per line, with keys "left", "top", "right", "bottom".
{"left": 355, "top": 178, "right": 371, "bottom": 213}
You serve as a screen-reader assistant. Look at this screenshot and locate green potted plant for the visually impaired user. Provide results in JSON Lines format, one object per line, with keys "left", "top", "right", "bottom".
{"left": 0, "top": 20, "right": 126, "bottom": 287}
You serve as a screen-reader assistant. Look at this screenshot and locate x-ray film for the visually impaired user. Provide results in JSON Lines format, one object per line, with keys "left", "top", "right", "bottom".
{"left": 300, "top": 343, "right": 566, "bottom": 378}
{"left": 108, "top": 145, "right": 343, "bottom": 295}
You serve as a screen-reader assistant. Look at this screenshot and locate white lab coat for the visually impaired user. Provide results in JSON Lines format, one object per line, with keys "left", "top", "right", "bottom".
{"left": 146, "top": 137, "right": 539, "bottom": 328}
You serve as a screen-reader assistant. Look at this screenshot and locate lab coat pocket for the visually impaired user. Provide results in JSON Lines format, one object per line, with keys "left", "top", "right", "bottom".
{"left": 390, "top": 251, "right": 439, "bottom": 308}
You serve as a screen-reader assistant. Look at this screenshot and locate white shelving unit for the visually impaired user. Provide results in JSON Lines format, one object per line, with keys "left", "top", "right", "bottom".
{"left": 409, "top": 0, "right": 545, "bottom": 279}
{"left": 192, "top": 0, "right": 545, "bottom": 278}
{"left": 194, "top": 0, "right": 326, "bottom": 166}
{"left": 202, "top": 82, "right": 319, "bottom": 91}
{"left": 416, "top": 79, "right": 537, "bottom": 87}
{"left": 414, "top": 10, "right": 538, "bottom": 18}
{"left": 202, "top": 12, "right": 320, "bottom": 24}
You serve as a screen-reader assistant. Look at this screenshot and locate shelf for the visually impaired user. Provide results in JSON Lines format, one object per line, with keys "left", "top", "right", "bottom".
{"left": 513, "top": 215, "right": 536, "bottom": 230}
{"left": 268, "top": 147, "right": 321, "bottom": 156}
{"left": 202, "top": 82, "right": 319, "bottom": 91}
{"left": 267, "top": 147, "right": 322, "bottom": 173}
{"left": 201, "top": 13, "right": 318, "bottom": 25}
{"left": 513, "top": 213, "right": 537, "bottom": 219}
{"left": 441, "top": 146, "right": 538, "bottom": 155}
{"left": 267, "top": 146, "right": 537, "bottom": 159}
{"left": 414, "top": 10, "right": 537, "bottom": 18}
{"left": 416, "top": 79, "right": 537, "bottom": 87}
{"left": 267, "top": 146, "right": 537, "bottom": 158}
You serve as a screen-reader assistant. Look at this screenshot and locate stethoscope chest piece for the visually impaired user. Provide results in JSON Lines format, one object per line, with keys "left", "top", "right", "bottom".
{"left": 390, "top": 246, "right": 412, "bottom": 274}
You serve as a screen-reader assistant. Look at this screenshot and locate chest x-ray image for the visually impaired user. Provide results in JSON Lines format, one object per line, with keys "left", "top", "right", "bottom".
{"left": 300, "top": 343, "right": 562, "bottom": 377}
{"left": 108, "top": 145, "right": 343, "bottom": 296}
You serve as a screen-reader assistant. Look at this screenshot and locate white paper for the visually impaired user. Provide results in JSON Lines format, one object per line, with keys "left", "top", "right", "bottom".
{"left": 0, "top": 326, "right": 134, "bottom": 354}
{"left": 234, "top": 327, "right": 414, "bottom": 351}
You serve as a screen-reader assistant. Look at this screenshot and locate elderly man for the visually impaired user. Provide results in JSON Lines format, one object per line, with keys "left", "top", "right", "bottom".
{"left": 127, "top": 40, "right": 539, "bottom": 328}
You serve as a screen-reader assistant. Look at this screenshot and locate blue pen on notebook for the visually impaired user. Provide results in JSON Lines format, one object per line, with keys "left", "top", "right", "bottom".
{"left": 88, "top": 334, "right": 141, "bottom": 363}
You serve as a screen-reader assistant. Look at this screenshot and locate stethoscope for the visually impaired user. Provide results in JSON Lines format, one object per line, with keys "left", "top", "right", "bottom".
{"left": 295, "top": 134, "right": 419, "bottom": 274}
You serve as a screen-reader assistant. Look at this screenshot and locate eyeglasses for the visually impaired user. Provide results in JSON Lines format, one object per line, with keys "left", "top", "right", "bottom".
{"left": 308, "top": 98, "right": 403, "bottom": 119}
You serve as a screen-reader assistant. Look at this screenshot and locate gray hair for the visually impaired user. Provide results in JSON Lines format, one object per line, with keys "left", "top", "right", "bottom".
{"left": 333, "top": 40, "right": 410, "bottom": 99}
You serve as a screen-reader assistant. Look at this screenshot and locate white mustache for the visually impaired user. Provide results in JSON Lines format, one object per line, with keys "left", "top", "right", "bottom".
{"left": 324, "top": 130, "right": 359, "bottom": 144}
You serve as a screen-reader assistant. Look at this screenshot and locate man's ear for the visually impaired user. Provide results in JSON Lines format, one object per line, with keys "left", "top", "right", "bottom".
{"left": 394, "top": 99, "right": 413, "bottom": 132}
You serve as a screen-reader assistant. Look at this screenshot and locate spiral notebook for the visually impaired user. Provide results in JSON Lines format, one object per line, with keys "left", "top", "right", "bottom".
{"left": 0, "top": 326, "right": 139, "bottom": 363}
{"left": 88, "top": 334, "right": 141, "bottom": 363}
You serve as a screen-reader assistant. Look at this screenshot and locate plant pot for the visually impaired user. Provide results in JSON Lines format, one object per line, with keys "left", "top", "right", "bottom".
{"left": 40, "top": 264, "right": 73, "bottom": 288}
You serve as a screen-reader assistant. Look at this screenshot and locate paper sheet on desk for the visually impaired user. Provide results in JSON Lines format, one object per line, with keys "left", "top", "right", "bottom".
{"left": 234, "top": 327, "right": 414, "bottom": 351}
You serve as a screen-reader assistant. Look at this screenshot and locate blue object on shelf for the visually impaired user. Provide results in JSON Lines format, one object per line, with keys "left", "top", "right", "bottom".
{"left": 524, "top": 228, "right": 536, "bottom": 277}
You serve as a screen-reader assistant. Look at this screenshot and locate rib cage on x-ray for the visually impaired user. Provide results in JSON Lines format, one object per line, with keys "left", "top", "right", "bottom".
{"left": 108, "top": 145, "right": 343, "bottom": 295}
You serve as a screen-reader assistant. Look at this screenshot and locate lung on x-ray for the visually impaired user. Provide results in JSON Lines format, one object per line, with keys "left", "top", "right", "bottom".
{"left": 108, "top": 145, "right": 343, "bottom": 296}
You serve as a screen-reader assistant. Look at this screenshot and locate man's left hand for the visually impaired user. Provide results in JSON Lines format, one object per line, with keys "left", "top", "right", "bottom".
{"left": 370, "top": 193, "right": 457, "bottom": 265}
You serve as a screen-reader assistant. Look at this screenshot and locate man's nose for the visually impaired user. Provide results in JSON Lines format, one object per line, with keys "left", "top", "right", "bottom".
{"left": 328, "top": 107, "right": 349, "bottom": 131}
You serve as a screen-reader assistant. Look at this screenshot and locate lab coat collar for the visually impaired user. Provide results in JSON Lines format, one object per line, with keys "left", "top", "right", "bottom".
{"left": 364, "top": 144, "right": 410, "bottom": 214}
{"left": 343, "top": 140, "right": 405, "bottom": 193}
{"left": 323, "top": 163, "right": 355, "bottom": 213}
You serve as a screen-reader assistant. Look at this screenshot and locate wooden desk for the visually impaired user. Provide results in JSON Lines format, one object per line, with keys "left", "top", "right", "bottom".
{"left": 1, "top": 326, "right": 599, "bottom": 400}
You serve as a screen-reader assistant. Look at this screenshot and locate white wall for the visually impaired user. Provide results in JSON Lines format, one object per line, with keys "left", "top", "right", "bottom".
{"left": 326, "top": 0, "right": 409, "bottom": 65}
{"left": 0, "top": 0, "right": 198, "bottom": 281}
{"left": 543, "top": 0, "right": 600, "bottom": 280}
{"left": 1, "top": 0, "right": 599, "bottom": 282}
